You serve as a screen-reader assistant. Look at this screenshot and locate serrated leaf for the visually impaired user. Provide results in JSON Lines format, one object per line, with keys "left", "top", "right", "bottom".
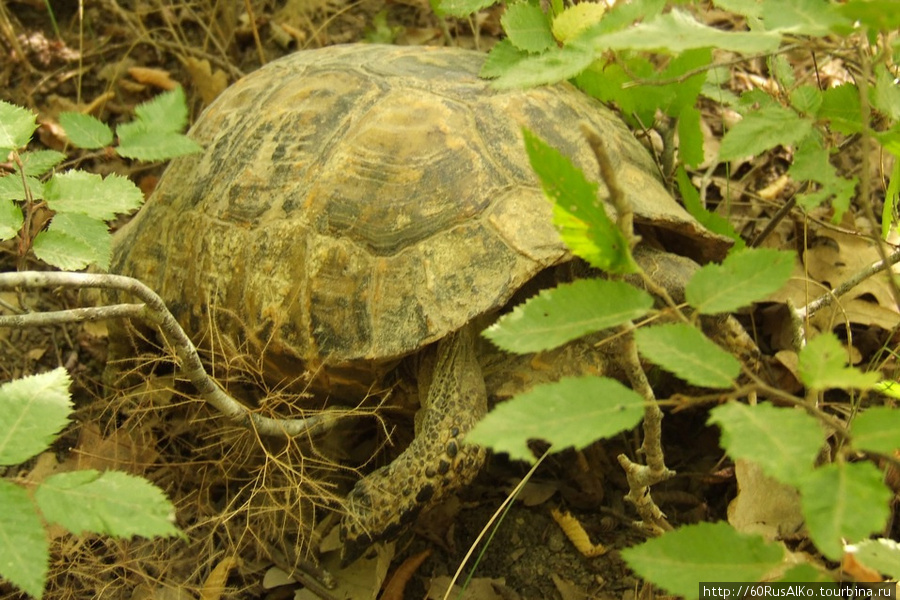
{"left": 0, "top": 198, "right": 23, "bottom": 241}
{"left": 19, "top": 150, "right": 66, "bottom": 177}
{"left": 0, "top": 368, "right": 73, "bottom": 465}
{"left": 636, "top": 324, "right": 740, "bottom": 389}
{"left": 552, "top": 3, "right": 607, "bottom": 43}
{"left": 40, "top": 212, "right": 111, "bottom": 270}
{"left": 759, "top": 0, "right": 847, "bottom": 35}
{"left": 36, "top": 470, "right": 179, "bottom": 538}
{"left": 0, "top": 100, "right": 38, "bottom": 151}
{"left": 790, "top": 85, "right": 823, "bottom": 116}
{"left": 116, "top": 130, "right": 202, "bottom": 161}
{"left": 0, "top": 480, "right": 49, "bottom": 598}
{"left": 0, "top": 173, "right": 43, "bottom": 201}
{"left": 44, "top": 171, "right": 144, "bottom": 220}
{"left": 798, "top": 461, "right": 892, "bottom": 560}
{"left": 484, "top": 279, "right": 653, "bottom": 354}
{"left": 850, "top": 407, "right": 900, "bottom": 455}
{"left": 467, "top": 376, "right": 644, "bottom": 463}
{"left": 621, "top": 522, "right": 784, "bottom": 599}
{"left": 59, "top": 112, "right": 114, "bottom": 149}
{"left": 502, "top": 3, "right": 555, "bottom": 53}
{"left": 491, "top": 42, "right": 595, "bottom": 89}
{"left": 133, "top": 86, "right": 189, "bottom": 133}
{"left": 798, "top": 333, "right": 880, "bottom": 391}
{"left": 481, "top": 40, "right": 528, "bottom": 79}
{"left": 522, "top": 128, "right": 636, "bottom": 273}
{"left": 580, "top": 9, "right": 781, "bottom": 55}
{"left": 434, "top": 0, "right": 496, "bottom": 17}
{"left": 719, "top": 105, "right": 813, "bottom": 161}
{"left": 847, "top": 539, "right": 900, "bottom": 580}
{"left": 687, "top": 248, "right": 793, "bottom": 314}
{"left": 873, "top": 64, "right": 900, "bottom": 121}
{"left": 818, "top": 84, "right": 862, "bottom": 135}
{"left": 708, "top": 403, "right": 823, "bottom": 484}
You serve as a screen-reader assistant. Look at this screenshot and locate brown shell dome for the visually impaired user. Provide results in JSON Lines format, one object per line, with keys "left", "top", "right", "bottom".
{"left": 111, "top": 44, "right": 725, "bottom": 386}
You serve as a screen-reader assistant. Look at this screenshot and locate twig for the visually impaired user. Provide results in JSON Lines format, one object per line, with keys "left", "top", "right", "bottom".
{"left": 0, "top": 271, "right": 345, "bottom": 438}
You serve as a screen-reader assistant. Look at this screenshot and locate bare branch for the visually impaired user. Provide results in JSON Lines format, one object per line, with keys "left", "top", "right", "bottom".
{"left": 0, "top": 271, "right": 345, "bottom": 438}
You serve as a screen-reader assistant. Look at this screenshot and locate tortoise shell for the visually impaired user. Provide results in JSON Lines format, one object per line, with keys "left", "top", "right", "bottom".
{"left": 111, "top": 44, "right": 726, "bottom": 389}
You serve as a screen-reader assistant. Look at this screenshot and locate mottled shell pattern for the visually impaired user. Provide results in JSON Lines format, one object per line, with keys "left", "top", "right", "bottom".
{"left": 111, "top": 44, "right": 721, "bottom": 389}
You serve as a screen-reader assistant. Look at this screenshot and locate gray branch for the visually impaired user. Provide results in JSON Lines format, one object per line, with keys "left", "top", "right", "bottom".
{"left": 0, "top": 271, "right": 345, "bottom": 438}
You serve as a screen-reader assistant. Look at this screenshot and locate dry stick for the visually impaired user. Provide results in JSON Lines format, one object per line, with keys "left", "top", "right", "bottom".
{"left": 790, "top": 246, "right": 900, "bottom": 347}
{"left": 580, "top": 124, "right": 674, "bottom": 533}
{"left": 0, "top": 271, "right": 346, "bottom": 438}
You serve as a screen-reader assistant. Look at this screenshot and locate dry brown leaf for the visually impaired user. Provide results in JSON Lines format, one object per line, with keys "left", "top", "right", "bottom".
{"left": 184, "top": 57, "right": 229, "bottom": 106}
{"left": 200, "top": 556, "right": 241, "bottom": 600}
{"left": 727, "top": 460, "right": 804, "bottom": 541}
{"left": 381, "top": 549, "right": 432, "bottom": 600}
{"left": 128, "top": 66, "right": 178, "bottom": 90}
{"left": 551, "top": 574, "right": 591, "bottom": 600}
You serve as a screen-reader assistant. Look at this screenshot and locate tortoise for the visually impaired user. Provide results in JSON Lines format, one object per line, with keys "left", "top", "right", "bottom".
{"left": 109, "top": 43, "right": 732, "bottom": 564}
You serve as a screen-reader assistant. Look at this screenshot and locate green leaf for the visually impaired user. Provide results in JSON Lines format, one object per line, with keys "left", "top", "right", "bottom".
{"left": 36, "top": 470, "right": 180, "bottom": 538}
{"left": 551, "top": 2, "right": 607, "bottom": 43}
{"left": 32, "top": 213, "right": 110, "bottom": 271}
{"left": 818, "top": 84, "right": 862, "bottom": 135}
{"left": 19, "top": 150, "right": 66, "bottom": 177}
{"left": 0, "top": 368, "right": 73, "bottom": 465}
{"left": 758, "top": 0, "right": 848, "bottom": 35}
{"left": 677, "top": 106, "right": 704, "bottom": 168}
{"left": 798, "top": 461, "right": 892, "bottom": 560}
{"left": 491, "top": 43, "right": 595, "bottom": 89}
{"left": 0, "top": 100, "right": 38, "bottom": 151}
{"left": 0, "top": 173, "right": 43, "bottom": 201}
{"left": 580, "top": 9, "right": 781, "bottom": 55}
{"left": 502, "top": 3, "right": 555, "bottom": 53}
{"left": 790, "top": 85, "right": 823, "bottom": 116}
{"left": 0, "top": 480, "right": 49, "bottom": 598}
{"left": 635, "top": 323, "right": 740, "bottom": 389}
{"left": 620, "top": 522, "right": 784, "bottom": 599}
{"left": 851, "top": 407, "right": 900, "bottom": 455}
{"left": 481, "top": 40, "right": 528, "bottom": 79}
{"left": 59, "top": 112, "right": 114, "bottom": 149}
{"left": 839, "top": 0, "right": 900, "bottom": 32}
{"left": 133, "top": 86, "right": 189, "bottom": 133}
{"left": 676, "top": 167, "right": 744, "bottom": 249}
{"left": 719, "top": 105, "right": 814, "bottom": 161}
{"left": 40, "top": 212, "right": 112, "bottom": 270}
{"left": 484, "top": 279, "right": 653, "bottom": 354}
{"left": 116, "top": 129, "right": 203, "bottom": 161}
{"left": 0, "top": 198, "right": 23, "bottom": 241}
{"left": 708, "top": 403, "right": 823, "bottom": 484}
{"left": 467, "top": 376, "right": 644, "bottom": 463}
{"left": 686, "top": 248, "right": 794, "bottom": 314}
{"left": 848, "top": 539, "right": 900, "bottom": 580}
{"left": 44, "top": 171, "right": 144, "bottom": 220}
{"left": 798, "top": 333, "right": 880, "bottom": 391}
{"left": 522, "top": 128, "right": 636, "bottom": 273}
{"left": 769, "top": 55, "right": 795, "bottom": 89}
{"left": 873, "top": 64, "right": 900, "bottom": 121}
{"left": 435, "top": 0, "right": 496, "bottom": 17}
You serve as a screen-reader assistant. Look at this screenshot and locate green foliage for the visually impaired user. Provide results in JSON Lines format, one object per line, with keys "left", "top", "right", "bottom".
{"left": 0, "top": 370, "right": 179, "bottom": 598}
{"left": 798, "top": 333, "right": 881, "bottom": 391}
{"left": 0, "top": 89, "right": 200, "bottom": 271}
{"left": 484, "top": 279, "right": 653, "bottom": 353}
{"left": 472, "top": 125, "right": 892, "bottom": 586}
{"left": 634, "top": 323, "right": 741, "bottom": 389}
{"left": 450, "top": 0, "right": 900, "bottom": 227}
{"left": 620, "top": 522, "right": 785, "bottom": 598}
{"left": 467, "top": 376, "right": 645, "bottom": 463}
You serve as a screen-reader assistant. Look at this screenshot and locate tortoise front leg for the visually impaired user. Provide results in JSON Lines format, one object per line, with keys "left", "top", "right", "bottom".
{"left": 339, "top": 326, "right": 488, "bottom": 565}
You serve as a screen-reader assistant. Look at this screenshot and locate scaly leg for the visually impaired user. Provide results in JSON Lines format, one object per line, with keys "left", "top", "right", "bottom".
{"left": 340, "top": 326, "right": 488, "bottom": 565}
